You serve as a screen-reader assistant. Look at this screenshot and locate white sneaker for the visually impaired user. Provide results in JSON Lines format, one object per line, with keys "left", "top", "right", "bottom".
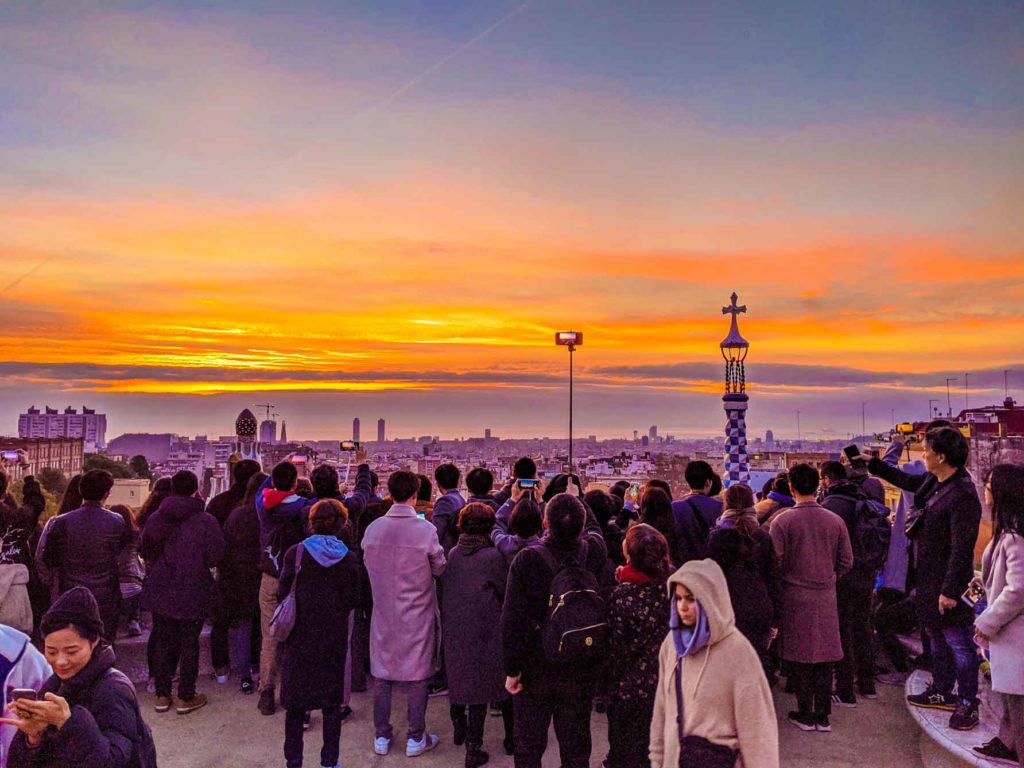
{"left": 373, "top": 737, "right": 391, "bottom": 756}
{"left": 406, "top": 734, "right": 439, "bottom": 757}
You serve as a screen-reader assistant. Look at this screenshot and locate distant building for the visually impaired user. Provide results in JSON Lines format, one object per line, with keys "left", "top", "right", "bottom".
{"left": 108, "top": 479, "right": 151, "bottom": 509}
{"left": 280, "top": 421, "right": 288, "bottom": 444}
{"left": 485, "top": 428, "right": 492, "bottom": 440}
{"left": 107, "top": 433, "right": 175, "bottom": 463}
{"left": 18, "top": 406, "right": 107, "bottom": 452}
{"left": 0, "top": 436, "right": 84, "bottom": 480}
{"left": 765, "top": 430, "right": 775, "bottom": 449}
{"left": 648, "top": 425, "right": 658, "bottom": 440}
{"left": 353, "top": 418, "right": 361, "bottom": 442}
{"left": 377, "top": 418, "right": 386, "bottom": 443}
{"left": 259, "top": 419, "right": 277, "bottom": 445}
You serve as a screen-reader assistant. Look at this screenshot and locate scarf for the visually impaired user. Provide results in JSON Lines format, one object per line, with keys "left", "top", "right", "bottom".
{"left": 670, "top": 597, "right": 711, "bottom": 657}
{"left": 767, "top": 491, "right": 795, "bottom": 508}
{"left": 717, "top": 506, "right": 759, "bottom": 537}
{"left": 457, "top": 533, "right": 493, "bottom": 555}
{"left": 615, "top": 563, "right": 657, "bottom": 584}
{"left": 303, "top": 534, "right": 349, "bottom": 567}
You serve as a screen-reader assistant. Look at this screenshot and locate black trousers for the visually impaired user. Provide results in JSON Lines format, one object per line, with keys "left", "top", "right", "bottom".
{"left": 451, "top": 700, "right": 513, "bottom": 745}
{"left": 789, "top": 661, "right": 833, "bottom": 718}
{"left": 151, "top": 614, "right": 204, "bottom": 700}
{"left": 350, "top": 607, "right": 370, "bottom": 692}
{"left": 606, "top": 698, "right": 653, "bottom": 768}
{"left": 284, "top": 705, "right": 342, "bottom": 768}
{"left": 873, "top": 592, "right": 918, "bottom": 673}
{"left": 836, "top": 579, "right": 875, "bottom": 695}
{"left": 514, "top": 686, "right": 593, "bottom": 768}
{"left": 210, "top": 614, "right": 230, "bottom": 672}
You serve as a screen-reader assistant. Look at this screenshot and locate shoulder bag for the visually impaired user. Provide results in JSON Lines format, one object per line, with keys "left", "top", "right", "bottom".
{"left": 269, "top": 543, "right": 304, "bottom": 643}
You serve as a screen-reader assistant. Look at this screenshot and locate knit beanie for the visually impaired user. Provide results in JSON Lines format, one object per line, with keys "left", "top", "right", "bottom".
{"left": 41, "top": 586, "right": 105, "bottom": 638}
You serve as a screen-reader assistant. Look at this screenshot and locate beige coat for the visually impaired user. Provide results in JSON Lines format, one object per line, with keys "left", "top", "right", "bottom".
{"left": 976, "top": 532, "right": 1024, "bottom": 695}
{"left": 0, "top": 564, "right": 32, "bottom": 635}
{"left": 650, "top": 559, "right": 779, "bottom": 768}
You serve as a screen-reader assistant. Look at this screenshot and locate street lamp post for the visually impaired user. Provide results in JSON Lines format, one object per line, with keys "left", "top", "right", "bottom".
{"left": 945, "top": 377, "right": 958, "bottom": 417}
{"left": 555, "top": 332, "right": 583, "bottom": 472}
{"left": 928, "top": 399, "right": 939, "bottom": 420}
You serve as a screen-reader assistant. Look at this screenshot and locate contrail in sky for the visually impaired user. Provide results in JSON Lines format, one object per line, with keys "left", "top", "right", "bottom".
{"left": 1, "top": 254, "right": 55, "bottom": 294}
{"left": 273, "top": 1, "right": 533, "bottom": 178}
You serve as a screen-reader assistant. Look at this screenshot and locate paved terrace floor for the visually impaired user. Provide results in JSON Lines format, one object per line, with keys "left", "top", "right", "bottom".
{"left": 144, "top": 675, "right": 944, "bottom": 768}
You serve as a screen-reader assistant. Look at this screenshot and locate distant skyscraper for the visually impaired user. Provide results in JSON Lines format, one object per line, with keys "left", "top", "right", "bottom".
{"left": 648, "top": 425, "right": 658, "bottom": 440}
{"left": 721, "top": 292, "right": 750, "bottom": 487}
{"left": 18, "top": 406, "right": 107, "bottom": 452}
{"left": 377, "top": 418, "right": 385, "bottom": 442}
{"left": 485, "top": 428, "right": 492, "bottom": 440}
{"left": 280, "top": 421, "right": 288, "bottom": 444}
{"left": 234, "top": 409, "right": 261, "bottom": 464}
{"left": 353, "top": 418, "right": 360, "bottom": 442}
{"left": 259, "top": 419, "right": 277, "bottom": 445}
{"left": 633, "top": 430, "right": 639, "bottom": 442}
{"left": 765, "top": 429, "right": 775, "bottom": 449}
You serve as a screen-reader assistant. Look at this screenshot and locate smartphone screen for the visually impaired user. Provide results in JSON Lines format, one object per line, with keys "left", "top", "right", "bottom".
{"left": 11, "top": 688, "right": 37, "bottom": 702}
{"left": 518, "top": 479, "right": 538, "bottom": 489}
{"left": 843, "top": 444, "right": 860, "bottom": 460}
{"left": 1, "top": 451, "right": 20, "bottom": 462}
{"left": 339, "top": 441, "right": 360, "bottom": 452}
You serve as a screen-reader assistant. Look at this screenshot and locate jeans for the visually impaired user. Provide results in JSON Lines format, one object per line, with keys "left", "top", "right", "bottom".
{"left": 284, "top": 705, "right": 342, "bottom": 768}
{"left": 925, "top": 624, "right": 979, "bottom": 703}
{"left": 450, "top": 700, "right": 513, "bottom": 746}
{"left": 836, "top": 579, "right": 875, "bottom": 696}
{"left": 258, "top": 574, "right": 282, "bottom": 694}
{"left": 373, "top": 679, "right": 429, "bottom": 742}
{"left": 605, "top": 698, "right": 653, "bottom": 768}
{"left": 789, "top": 661, "right": 833, "bottom": 718}
{"left": 151, "top": 614, "right": 204, "bottom": 700}
{"left": 998, "top": 693, "right": 1024, "bottom": 767}
{"left": 513, "top": 686, "right": 593, "bottom": 768}
{"left": 229, "top": 609, "right": 262, "bottom": 678}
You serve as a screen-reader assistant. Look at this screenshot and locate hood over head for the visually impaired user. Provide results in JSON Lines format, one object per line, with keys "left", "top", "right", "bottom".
{"left": 666, "top": 558, "right": 736, "bottom": 647}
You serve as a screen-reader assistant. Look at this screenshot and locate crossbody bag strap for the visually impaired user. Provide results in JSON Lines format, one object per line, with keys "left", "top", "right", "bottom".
{"left": 289, "top": 543, "right": 304, "bottom": 595}
{"left": 675, "top": 657, "right": 685, "bottom": 743}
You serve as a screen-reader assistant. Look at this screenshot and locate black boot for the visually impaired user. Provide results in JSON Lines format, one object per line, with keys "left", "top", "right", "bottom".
{"left": 452, "top": 713, "right": 467, "bottom": 746}
{"left": 465, "top": 743, "right": 489, "bottom": 768}
{"left": 502, "top": 736, "right": 514, "bottom": 756}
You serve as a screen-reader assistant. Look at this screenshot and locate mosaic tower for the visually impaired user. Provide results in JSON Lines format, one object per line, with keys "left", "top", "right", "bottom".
{"left": 720, "top": 293, "right": 750, "bottom": 487}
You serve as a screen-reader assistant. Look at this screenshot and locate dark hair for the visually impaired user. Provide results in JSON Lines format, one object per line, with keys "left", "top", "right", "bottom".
{"left": 513, "top": 457, "right": 537, "bottom": 480}
{"left": 645, "top": 479, "right": 672, "bottom": 499}
{"left": 435, "top": 463, "right": 460, "bottom": 491}
{"left": 638, "top": 487, "right": 676, "bottom": 552}
{"left": 583, "top": 489, "right": 616, "bottom": 527}
{"left": 137, "top": 476, "right": 172, "bottom": 527}
{"left": 773, "top": 472, "right": 791, "bottom": 497}
{"left": 271, "top": 461, "right": 298, "bottom": 491}
{"left": 309, "top": 498, "right": 348, "bottom": 537}
{"left": 987, "top": 464, "right": 1024, "bottom": 541}
{"left": 388, "top": 470, "right": 420, "bottom": 502}
{"left": 416, "top": 474, "right": 432, "bottom": 502}
{"left": 925, "top": 427, "right": 969, "bottom": 469}
{"left": 369, "top": 470, "right": 380, "bottom": 491}
{"left": 760, "top": 478, "right": 774, "bottom": 498}
{"left": 509, "top": 497, "right": 543, "bottom": 538}
{"left": 544, "top": 494, "right": 586, "bottom": 543}
{"left": 296, "top": 478, "right": 313, "bottom": 495}
{"left": 684, "top": 461, "right": 715, "bottom": 493}
{"left": 789, "top": 463, "right": 820, "bottom": 496}
{"left": 708, "top": 473, "right": 723, "bottom": 498}
{"left": 820, "top": 461, "right": 847, "bottom": 483}
{"left": 57, "top": 474, "right": 84, "bottom": 515}
{"left": 724, "top": 483, "right": 754, "bottom": 511}
{"left": 609, "top": 480, "right": 630, "bottom": 500}
{"left": 45, "top": 622, "right": 100, "bottom": 644}
{"left": 466, "top": 467, "right": 494, "bottom": 497}
{"left": 625, "top": 523, "right": 672, "bottom": 580}
{"left": 79, "top": 469, "right": 114, "bottom": 502}
{"left": 232, "top": 459, "right": 262, "bottom": 489}
{"left": 243, "top": 471, "right": 268, "bottom": 507}
{"left": 171, "top": 470, "right": 199, "bottom": 497}
{"left": 0, "top": 470, "right": 7, "bottom": 497}
{"left": 925, "top": 418, "right": 953, "bottom": 431}
{"left": 458, "top": 502, "right": 496, "bottom": 536}
{"left": 543, "top": 473, "right": 582, "bottom": 502}
{"left": 109, "top": 503, "right": 139, "bottom": 535}
{"left": 310, "top": 464, "right": 340, "bottom": 500}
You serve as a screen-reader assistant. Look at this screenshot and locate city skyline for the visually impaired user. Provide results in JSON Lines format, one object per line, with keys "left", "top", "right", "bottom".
{"left": 1, "top": 2, "right": 1021, "bottom": 439}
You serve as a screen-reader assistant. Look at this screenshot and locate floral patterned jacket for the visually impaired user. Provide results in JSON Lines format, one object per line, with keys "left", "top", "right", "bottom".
{"left": 605, "top": 579, "right": 670, "bottom": 704}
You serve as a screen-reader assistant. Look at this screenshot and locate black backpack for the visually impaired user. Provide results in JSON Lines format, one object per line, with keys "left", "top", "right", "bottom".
{"left": 535, "top": 545, "right": 609, "bottom": 670}
{"left": 849, "top": 497, "right": 892, "bottom": 572}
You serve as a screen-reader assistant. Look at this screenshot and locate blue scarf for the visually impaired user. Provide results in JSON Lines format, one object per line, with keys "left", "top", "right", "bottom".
{"left": 767, "top": 490, "right": 795, "bottom": 508}
{"left": 670, "top": 597, "right": 711, "bottom": 657}
{"left": 303, "top": 535, "right": 349, "bottom": 567}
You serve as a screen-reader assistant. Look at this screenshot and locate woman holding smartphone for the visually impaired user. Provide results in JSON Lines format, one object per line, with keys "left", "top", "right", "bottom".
{"left": 1, "top": 587, "right": 156, "bottom": 767}
{"left": 973, "top": 464, "right": 1024, "bottom": 766}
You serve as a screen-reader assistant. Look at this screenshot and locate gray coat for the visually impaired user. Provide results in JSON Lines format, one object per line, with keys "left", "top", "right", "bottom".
{"left": 363, "top": 504, "right": 446, "bottom": 681}
{"left": 976, "top": 532, "right": 1024, "bottom": 695}
{"left": 440, "top": 538, "right": 510, "bottom": 706}
{"left": 770, "top": 502, "right": 853, "bottom": 663}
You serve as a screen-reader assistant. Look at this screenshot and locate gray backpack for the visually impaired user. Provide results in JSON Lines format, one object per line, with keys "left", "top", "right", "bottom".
{"left": 268, "top": 544, "right": 304, "bottom": 642}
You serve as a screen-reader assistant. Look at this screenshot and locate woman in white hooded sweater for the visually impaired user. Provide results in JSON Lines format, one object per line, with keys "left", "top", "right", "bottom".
{"left": 649, "top": 558, "right": 778, "bottom": 768}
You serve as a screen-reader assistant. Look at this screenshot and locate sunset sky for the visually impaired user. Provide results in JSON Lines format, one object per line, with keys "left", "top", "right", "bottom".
{"left": 1, "top": 1, "right": 1022, "bottom": 440}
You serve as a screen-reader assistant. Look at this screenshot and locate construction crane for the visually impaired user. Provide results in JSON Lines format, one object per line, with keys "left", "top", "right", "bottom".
{"left": 254, "top": 403, "right": 276, "bottom": 421}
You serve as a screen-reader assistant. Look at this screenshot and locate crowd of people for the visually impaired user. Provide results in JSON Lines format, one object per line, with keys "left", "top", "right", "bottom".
{"left": 0, "top": 420, "right": 1020, "bottom": 768}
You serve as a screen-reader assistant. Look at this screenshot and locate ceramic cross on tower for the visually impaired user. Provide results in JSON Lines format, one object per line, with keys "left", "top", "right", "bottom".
{"left": 723, "top": 292, "right": 747, "bottom": 321}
